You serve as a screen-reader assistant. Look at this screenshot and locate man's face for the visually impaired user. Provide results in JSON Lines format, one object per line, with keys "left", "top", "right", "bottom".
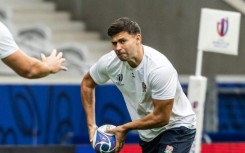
{"left": 111, "top": 31, "right": 141, "bottom": 61}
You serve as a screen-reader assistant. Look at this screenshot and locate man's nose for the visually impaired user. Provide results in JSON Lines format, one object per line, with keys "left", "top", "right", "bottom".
{"left": 115, "top": 44, "right": 122, "bottom": 52}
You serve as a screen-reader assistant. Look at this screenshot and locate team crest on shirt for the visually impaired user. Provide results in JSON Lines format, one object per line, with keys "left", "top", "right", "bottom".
{"left": 142, "top": 82, "right": 146, "bottom": 92}
{"left": 164, "top": 145, "right": 173, "bottom": 153}
{"left": 116, "top": 74, "right": 124, "bottom": 86}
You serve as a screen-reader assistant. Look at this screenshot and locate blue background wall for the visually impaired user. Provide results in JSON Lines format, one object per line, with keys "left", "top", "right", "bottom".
{"left": 1, "top": 83, "right": 245, "bottom": 145}
{"left": 0, "top": 84, "right": 83, "bottom": 145}
{"left": 0, "top": 84, "right": 135, "bottom": 145}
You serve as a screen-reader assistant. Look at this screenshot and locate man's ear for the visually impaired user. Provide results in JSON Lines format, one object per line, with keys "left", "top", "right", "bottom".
{"left": 136, "top": 34, "right": 142, "bottom": 44}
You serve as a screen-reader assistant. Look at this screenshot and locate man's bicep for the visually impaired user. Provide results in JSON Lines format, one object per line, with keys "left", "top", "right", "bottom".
{"left": 2, "top": 50, "right": 32, "bottom": 73}
{"left": 153, "top": 99, "right": 174, "bottom": 122}
{"left": 82, "top": 72, "right": 98, "bottom": 89}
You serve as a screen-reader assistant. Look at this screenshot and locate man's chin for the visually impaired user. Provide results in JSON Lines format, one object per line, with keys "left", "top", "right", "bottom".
{"left": 118, "top": 58, "right": 127, "bottom": 61}
{"left": 117, "top": 56, "right": 127, "bottom": 61}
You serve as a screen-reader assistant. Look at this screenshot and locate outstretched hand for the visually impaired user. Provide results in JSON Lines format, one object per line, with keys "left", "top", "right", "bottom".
{"left": 41, "top": 49, "right": 68, "bottom": 73}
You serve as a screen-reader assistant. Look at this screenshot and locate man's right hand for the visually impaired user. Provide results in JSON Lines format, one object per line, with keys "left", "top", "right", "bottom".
{"left": 41, "top": 49, "right": 68, "bottom": 73}
{"left": 89, "top": 125, "right": 98, "bottom": 145}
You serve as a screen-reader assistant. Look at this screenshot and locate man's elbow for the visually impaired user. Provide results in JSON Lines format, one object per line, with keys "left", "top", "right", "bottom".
{"left": 17, "top": 68, "right": 43, "bottom": 79}
{"left": 154, "top": 116, "right": 170, "bottom": 127}
{"left": 159, "top": 119, "right": 170, "bottom": 127}
{"left": 18, "top": 70, "right": 34, "bottom": 79}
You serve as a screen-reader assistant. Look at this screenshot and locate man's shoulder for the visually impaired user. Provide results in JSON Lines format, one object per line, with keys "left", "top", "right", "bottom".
{"left": 143, "top": 45, "right": 164, "bottom": 57}
{"left": 143, "top": 45, "right": 175, "bottom": 73}
{"left": 95, "top": 51, "right": 121, "bottom": 69}
{"left": 0, "top": 22, "right": 8, "bottom": 33}
{"left": 99, "top": 51, "right": 118, "bottom": 63}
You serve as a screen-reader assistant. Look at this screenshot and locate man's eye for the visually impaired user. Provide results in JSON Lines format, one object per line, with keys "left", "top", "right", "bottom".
{"left": 119, "top": 40, "right": 126, "bottom": 44}
{"left": 112, "top": 42, "right": 117, "bottom": 46}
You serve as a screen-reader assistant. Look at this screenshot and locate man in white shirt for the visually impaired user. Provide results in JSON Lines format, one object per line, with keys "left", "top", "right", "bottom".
{"left": 81, "top": 17, "right": 196, "bottom": 153}
{"left": 0, "top": 22, "right": 67, "bottom": 78}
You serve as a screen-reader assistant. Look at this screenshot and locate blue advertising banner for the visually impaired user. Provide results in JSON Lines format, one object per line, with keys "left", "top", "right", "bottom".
{"left": 0, "top": 84, "right": 83, "bottom": 145}
{"left": 0, "top": 84, "right": 134, "bottom": 145}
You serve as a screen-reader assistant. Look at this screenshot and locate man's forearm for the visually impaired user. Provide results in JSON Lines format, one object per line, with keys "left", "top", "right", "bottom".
{"left": 121, "top": 112, "right": 169, "bottom": 132}
{"left": 81, "top": 89, "right": 96, "bottom": 127}
{"left": 81, "top": 73, "right": 97, "bottom": 127}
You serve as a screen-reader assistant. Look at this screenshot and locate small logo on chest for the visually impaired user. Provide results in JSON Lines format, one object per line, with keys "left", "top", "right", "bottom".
{"left": 116, "top": 74, "right": 124, "bottom": 86}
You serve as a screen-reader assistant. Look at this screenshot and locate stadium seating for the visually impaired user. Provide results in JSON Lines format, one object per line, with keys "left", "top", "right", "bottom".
{"left": 0, "top": 0, "right": 111, "bottom": 77}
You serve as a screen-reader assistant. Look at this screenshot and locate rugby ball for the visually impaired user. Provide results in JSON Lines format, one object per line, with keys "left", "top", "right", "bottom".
{"left": 92, "top": 124, "right": 116, "bottom": 153}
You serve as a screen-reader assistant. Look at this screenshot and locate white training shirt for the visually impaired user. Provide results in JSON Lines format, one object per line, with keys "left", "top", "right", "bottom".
{"left": 90, "top": 45, "right": 196, "bottom": 142}
{"left": 0, "top": 22, "right": 19, "bottom": 59}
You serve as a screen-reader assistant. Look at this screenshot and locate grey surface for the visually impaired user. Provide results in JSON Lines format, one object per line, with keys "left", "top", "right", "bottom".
{"left": 49, "top": 0, "right": 245, "bottom": 76}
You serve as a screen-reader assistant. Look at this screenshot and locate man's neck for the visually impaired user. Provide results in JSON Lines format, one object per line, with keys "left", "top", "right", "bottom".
{"left": 128, "top": 44, "right": 144, "bottom": 68}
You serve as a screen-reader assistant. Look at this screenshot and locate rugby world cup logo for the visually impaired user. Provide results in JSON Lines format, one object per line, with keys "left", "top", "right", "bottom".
{"left": 116, "top": 73, "right": 124, "bottom": 86}
{"left": 217, "top": 17, "right": 228, "bottom": 37}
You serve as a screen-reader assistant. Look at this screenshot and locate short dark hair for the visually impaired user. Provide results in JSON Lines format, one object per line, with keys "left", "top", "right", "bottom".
{"left": 107, "top": 17, "right": 141, "bottom": 37}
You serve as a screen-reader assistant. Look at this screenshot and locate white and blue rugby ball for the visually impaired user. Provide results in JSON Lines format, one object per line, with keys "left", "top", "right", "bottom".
{"left": 92, "top": 124, "right": 116, "bottom": 153}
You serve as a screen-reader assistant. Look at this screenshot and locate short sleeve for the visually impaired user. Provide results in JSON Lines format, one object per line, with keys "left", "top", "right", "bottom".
{"left": 150, "top": 67, "right": 178, "bottom": 100}
{"left": 90, "top": 55, "right": 110, "bottom": 85}
{"left": 0, "top": 22, "right": 19, "bottom": 59}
